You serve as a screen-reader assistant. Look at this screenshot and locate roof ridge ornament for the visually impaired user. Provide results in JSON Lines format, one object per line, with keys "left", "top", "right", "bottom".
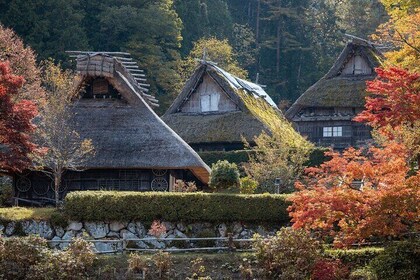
{"left": 194, "top": 47, "right": 218, "bottom": 65}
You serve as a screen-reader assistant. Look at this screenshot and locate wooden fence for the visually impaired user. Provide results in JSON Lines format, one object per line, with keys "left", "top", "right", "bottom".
{"left": 45, "top": 234, "right": 255, "bottom": 254}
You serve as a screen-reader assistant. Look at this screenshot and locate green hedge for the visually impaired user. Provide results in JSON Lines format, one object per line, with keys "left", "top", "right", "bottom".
{"left": 198, "top": 150, "right": 252, "bottom": 166}
{"left": 325, "top": 247, "right": 384, "bottom": 267}
{"left": 64, "top": 191, "right": 290, "bottom": 223}
{"left": 198, "top": 148, "right": 329, "bottom": 167}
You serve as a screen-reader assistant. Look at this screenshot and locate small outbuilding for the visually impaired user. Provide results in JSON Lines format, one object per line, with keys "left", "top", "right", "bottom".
{"left": 162, "top": 61, "right": 283, "bottom": 152}
{"left": 13, "top": 52, "right": 210, "bottom": 203}
{"left": 285, "top": 38, "right": 383, "bottom": 149}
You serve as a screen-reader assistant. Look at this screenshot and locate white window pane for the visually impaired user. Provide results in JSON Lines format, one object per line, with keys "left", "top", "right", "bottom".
{"left": 210, "top": 92, "right": 220, "bottom": 111}
{"left": 201, "top": 95, "right": 210, "bottom": 112}
{"left": 323, "top": 127, "right": 332, "bottom": 137}
{"left": 333, "top": 126, "right": 343, "bottom": 137}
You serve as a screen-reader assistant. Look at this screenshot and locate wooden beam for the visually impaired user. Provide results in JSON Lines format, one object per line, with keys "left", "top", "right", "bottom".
{"left": 114, "top": 57, "right": 133, "bottom": 61}
{"left": 66, "top": 51, "right": 131, "bottom": 56}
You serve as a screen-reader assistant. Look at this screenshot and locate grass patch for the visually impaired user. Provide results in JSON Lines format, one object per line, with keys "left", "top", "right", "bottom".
{"left": 0, "top": 207, "right": 57, "bottom": 222}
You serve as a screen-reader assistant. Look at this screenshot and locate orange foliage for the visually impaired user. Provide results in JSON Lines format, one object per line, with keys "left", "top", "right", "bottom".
{"left": 289, "top": 142, "right": 419, "bottom": 247}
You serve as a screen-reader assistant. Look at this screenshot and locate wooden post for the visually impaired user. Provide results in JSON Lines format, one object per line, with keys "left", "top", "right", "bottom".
{"left": 122, "top": 235, "right": 127, "bottom": 254}
{"left": 227, "top": 233, "right": 235, "bottom": 252}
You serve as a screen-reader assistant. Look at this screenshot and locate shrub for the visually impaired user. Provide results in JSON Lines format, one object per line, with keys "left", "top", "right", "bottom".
{"left": 128, "top": 253, "right": 148, "bottom": 274}
{"left": 188, "top": 257, "right": 207, "bottom": 279}
{"left": 311, "top": 259, "right": 350, "bottom": 280}
{"left": 369, "top": 240, "right": 419, "bottom": 280}
{"left": 0, "top": 236, "right": 48, "bottom": 280}
{"left": 28, "top": 238, "right": 96, "bottom": 280}
{"left": 64, "top": 191, "right": 290, "bottom": 223}
{"left": 173, "top": 180, "right": 197, "bottom": 192}
{"left": 151, "top": 251, "right": 172, "bottom": 279}
{"left": 240, "top": 177, "right": 258, "bottom": 194}
{"left": 349, "top": 267, "right": 377, "bottom": 280}
{"left": 209, "top": 160, "right": 240, "bottom": 192}
{"left": 325, "top": 248, "right": 384, "bottom": 267}
{"left": 148, "top": 220, "right": 167, "bottom": 238}
{"left": 253, "top": 228, "right": 323, "bottom": 279}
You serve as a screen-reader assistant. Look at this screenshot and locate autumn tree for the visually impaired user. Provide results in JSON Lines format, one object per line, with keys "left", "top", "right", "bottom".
{"left": 373, "top": 1, "right": 420, "bottom": 71}
{"left": 30, "top": 61, "right": 94, "bottom": 206}
{"left": 354, "top": 67, "right": 420, "bottom": 165}
{"left": 0, "top": 61, "right": 38, "bottom": 173}
{"left": 288, "top": 142, "right": 419, "bottom": 247}
{"left": 0, "top": 24, "right": 45, "bottom": 102}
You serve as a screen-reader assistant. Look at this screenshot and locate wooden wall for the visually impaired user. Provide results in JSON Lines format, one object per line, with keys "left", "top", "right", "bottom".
{"left": 341, "top": 55, "right": 372, "bottom": 76}
{"left": 180, "top": 75, "right": 238, "bottom": 113}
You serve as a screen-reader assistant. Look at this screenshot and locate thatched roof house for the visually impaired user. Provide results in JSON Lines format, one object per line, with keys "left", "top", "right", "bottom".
{"left": 162, "top": 61, "right": 282, "bottom": 151}
{"left": 14, "top": 52, "right": 210, "bottom": 203}
{"left": 285, "top": 38, "right": 383, "bottom": 149}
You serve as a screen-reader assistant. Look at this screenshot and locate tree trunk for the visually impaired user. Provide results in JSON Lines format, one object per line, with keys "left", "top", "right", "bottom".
{"left": 256, "top": 0, "right": 261, "bottom": 72}
{"left": 54, "top": 172, "right": 62, "bottom": 208}
{"left": 276, "top": 22, "right": 281, "bottom": 74}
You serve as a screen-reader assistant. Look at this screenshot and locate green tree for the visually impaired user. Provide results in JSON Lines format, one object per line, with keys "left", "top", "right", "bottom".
{"left": 0, "top": 0, "right": 89, "bottom": 64}
{"left": 98, "top": 0, "right": 183, "bottom": 112}
{"left": 174, "top": 0, "right": 234, "bottom": 55}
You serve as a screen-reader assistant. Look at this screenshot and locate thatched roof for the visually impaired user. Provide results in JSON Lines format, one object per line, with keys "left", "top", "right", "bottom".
{"left": 286, "top": 39, "right": 383, "bottom": 119}
{"left": 163, "top": 62, "right": 281, "bottom": 144}
{"left": 69, "top": 52, "right": 210, "bottom": 183}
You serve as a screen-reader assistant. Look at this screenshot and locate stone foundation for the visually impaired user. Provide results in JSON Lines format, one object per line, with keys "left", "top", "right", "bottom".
{"left": 0, "top": 220, "right": 282, "bottom": 252}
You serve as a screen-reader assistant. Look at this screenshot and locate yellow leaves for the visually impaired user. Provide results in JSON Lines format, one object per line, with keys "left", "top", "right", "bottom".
{"left": 374, "top": 5, "right": 420, "bottom": 71}
{"left": 181, "top": 37, "right": 247, "bottom": 82}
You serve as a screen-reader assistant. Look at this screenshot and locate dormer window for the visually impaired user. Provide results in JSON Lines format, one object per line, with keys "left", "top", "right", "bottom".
{"left": 341, "top": 55, "right": 372, "bottom": 76}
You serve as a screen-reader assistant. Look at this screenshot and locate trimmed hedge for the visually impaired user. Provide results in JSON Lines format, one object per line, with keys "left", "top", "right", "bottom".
{"left": 325, "top": 247, "right": 384, "bottom": 267}
{"left": 198, "top": 150, "right": 252, "bottom": 166}
{"left": 64, "top": 191, "right": 290, "bottom": 223}
{"left": 198, "top": 147, "right": 330, "bottom": 167}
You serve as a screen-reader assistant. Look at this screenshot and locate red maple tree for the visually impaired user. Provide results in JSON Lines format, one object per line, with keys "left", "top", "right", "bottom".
{"left": 354, "top": 67, "right": 420, "bottom": 128}
{"left": 0, "top": 61, "right": 38, "bottom": 172}
{"left": 288, "top": 142, "right": 419, "bottom": 247}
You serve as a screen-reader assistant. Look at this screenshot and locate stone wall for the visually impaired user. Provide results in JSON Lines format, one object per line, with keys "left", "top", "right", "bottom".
{"left": 0, "top": 220, "right": 282, "bottom": 252}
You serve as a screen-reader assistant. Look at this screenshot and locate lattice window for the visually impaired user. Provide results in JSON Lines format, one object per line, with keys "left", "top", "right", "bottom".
{"left": 323, "top": 126, "right": 343, "bottom": 137}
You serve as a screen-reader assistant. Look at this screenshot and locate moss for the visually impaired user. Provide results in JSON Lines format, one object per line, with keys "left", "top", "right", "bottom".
{"left": 236, "top": 89, "right": 312, "bottom": 151}
{"left": 0, "top": 207, "right": 57, "bottom": 222}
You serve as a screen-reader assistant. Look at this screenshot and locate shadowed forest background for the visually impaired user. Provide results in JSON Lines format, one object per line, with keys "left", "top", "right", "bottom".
{"left": 0, "top": 0, "right": 388, "bottom": 113}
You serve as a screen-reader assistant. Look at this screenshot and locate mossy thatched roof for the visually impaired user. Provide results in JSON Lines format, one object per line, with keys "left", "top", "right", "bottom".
{"left": 163, "top": 62, "right": 308, "bottom": 147}
{"left": 286, "top": 39, "right": 383, "bottom": 119}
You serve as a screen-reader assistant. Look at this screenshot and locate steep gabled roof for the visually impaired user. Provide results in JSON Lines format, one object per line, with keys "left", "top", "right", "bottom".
{"left": 286, "top": 39, "right": 383, "bottom": 120}
{"left": 68, "top": 52, "right": 210, "bottom": 183}
{"left": 165, "top": 61, "right": 277, "bottom": 115}
{"left": 163, "top": 62, "right": 297, "bottom": 144}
